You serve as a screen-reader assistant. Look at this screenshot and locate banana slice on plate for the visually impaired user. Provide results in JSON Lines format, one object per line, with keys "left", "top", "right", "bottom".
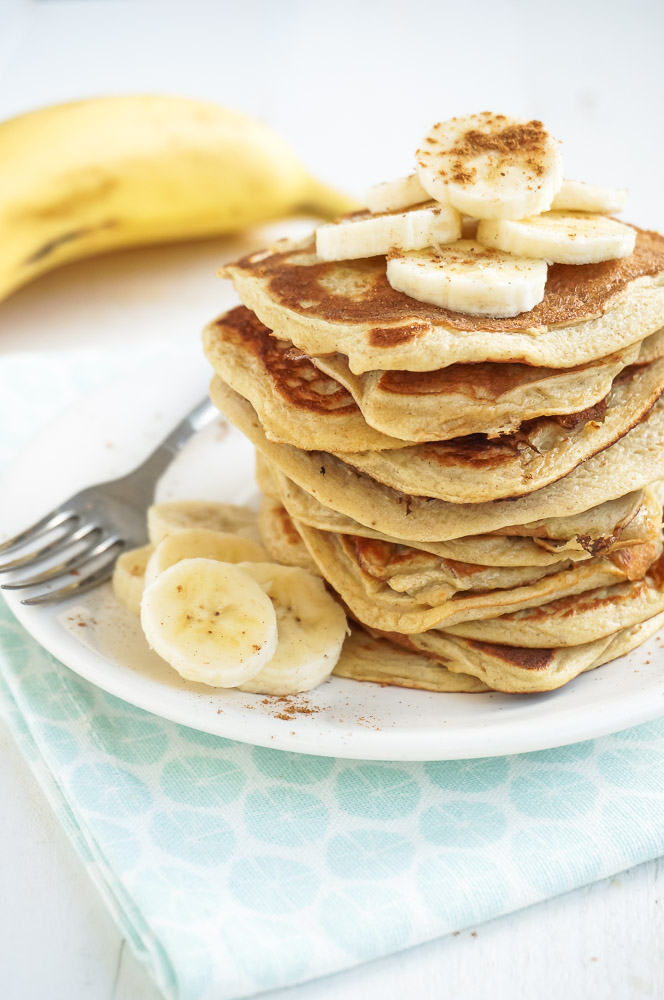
{"left": 147, "top": 500, "right": 260, "bottom": 545}
{"left": 112, "top": 544, "right": 154, "bottom": 616}
{"left": 386, "top": 240, "right": 547, "bottom": 318}
{"left": 236, "top": 563, "right": 348, "bottom": 695}
{"left": 365, "top": 173, "right": 429, "bottom": 213}
{"left": 416, "top": 113, "right": 562, "bottom": 220}
{"left": 144, "top": 528, "right": 267, "bottom": 587}
{"left": 476, "top": 211, "right": 636, "bottom": 264}
{"left": 551, "top": 179, "right": 628, "bottom": 214}
{"left": 140, "top": 558, "right": 278, "bottom": 687}
{"left": 315, "top": 203, "right": 461, "bottom": 261}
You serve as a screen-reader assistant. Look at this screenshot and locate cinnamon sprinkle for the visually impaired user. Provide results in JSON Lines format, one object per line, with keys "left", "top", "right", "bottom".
{"left": 448, "top": 117, "right": 549, "bottom": 184}
{"left": 260, "top": 695, "right": 319, "bottom": 719}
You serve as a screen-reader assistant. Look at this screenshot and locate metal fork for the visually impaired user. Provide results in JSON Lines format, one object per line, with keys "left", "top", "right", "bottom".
{"left": 0, "top": 397, "right": 219, "bottom": 607}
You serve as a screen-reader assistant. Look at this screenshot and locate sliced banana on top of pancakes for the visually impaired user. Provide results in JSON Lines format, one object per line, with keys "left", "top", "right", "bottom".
{"left": 341, "top": 113, "right": 633, "bottom": 317}
{"left": 415, "top": 113, "right": 563, "bottom": 221}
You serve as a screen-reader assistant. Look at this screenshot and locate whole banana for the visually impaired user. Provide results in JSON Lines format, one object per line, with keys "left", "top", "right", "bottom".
{"left": 0, "top": 95, "right": 357, "bottom": 302}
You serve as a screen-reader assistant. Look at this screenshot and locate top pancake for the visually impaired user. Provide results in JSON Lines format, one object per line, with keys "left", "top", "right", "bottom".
{"left": 221, "top": 228, "right": 664, "bottom": 373}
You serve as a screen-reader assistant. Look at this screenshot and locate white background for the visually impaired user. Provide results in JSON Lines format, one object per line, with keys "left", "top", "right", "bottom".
{"left": 1, "top": 0, "right": 664, "bottom": 997}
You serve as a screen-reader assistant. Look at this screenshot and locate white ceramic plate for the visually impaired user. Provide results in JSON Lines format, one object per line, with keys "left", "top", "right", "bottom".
{"left": 3, "top": 346, "right": 664, "bottom": 761}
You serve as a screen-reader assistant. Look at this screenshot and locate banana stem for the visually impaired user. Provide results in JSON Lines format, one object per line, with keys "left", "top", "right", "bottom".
{"left": 297, "top": 178, "right": 361, "bottom": 221}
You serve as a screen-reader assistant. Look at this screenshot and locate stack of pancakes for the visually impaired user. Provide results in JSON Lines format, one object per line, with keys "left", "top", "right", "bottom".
{"left": 203, "top": 226, "right": 664, "bottom": 694}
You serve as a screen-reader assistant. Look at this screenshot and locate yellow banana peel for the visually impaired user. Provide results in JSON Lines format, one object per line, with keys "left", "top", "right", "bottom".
{"left": 0, "top": 95, "right": 358, "bottom": 303}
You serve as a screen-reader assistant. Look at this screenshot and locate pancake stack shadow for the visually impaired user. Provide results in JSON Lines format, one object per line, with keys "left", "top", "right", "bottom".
{"left": 203, "top": 229, "right": 664, "bottom": 694}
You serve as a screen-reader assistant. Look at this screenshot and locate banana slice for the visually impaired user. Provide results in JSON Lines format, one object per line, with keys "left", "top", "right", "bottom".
{"left": 236, "top": 563, "right": 348, "bottom": 695}
{"left": 315, "top": 203, "right": 461, "bottom": 261}
{"left": 386, "top": 240, "right": 547, "bottom": 318}
{"left": 476, "top": 211, "right": 636, "bottom": 265}
{"left": 112, "top": 544, "right": 153, "bottom": 616}
{"left": 416, "top": 113, "right": 562, "bottom": 220}
{"left": 144, "top": 528, "right": 268, "bottom": 587}
{"left": 365, "top": 173, "right": 428, "bottom": 213}
{"left": 147, "top": 500, "right": 259, "bottom": 545}
{"left": 140, "top": 558, "right": 278, "bottom": 687}
{"left": 551, "top": 179, "right": 628, "bottom": 214}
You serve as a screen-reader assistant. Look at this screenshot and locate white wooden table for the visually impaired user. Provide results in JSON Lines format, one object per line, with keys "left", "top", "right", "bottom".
{"left": 2, "top": 2, "right": 664, "bottom": 997}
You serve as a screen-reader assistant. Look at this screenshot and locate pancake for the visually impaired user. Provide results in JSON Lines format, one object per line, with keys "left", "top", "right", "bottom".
{"left": 331, "top": 359, "right": 664, "bottom": 502}
{"left": 220, "top": 228, "right": 664, "bottom": 373}
{"left": 258, "top": 458, "right": 653, "bottom": 559}
{"left": 256, "top": 489, "right": 609, "bottom": 573}
{"left": 258, "top": 499, "right": 664, "bottom": 692}
{"left": 363, "top": 612, "right": 664, "bottom": 694}
{"left": 334, "top": 626, "right": 489, "bottom": 693}
{"left": 446, "top": 573, "right": 664, "bottom": 647}
{"left": 258, "top": 497, "right": 589, "bottom": 589}
{"left": 313, "top": 330, "right": 664, "bottom": 442}
{"left": 289, "top": 516, "right": 661, "bottom": 634}
{"left": 212, "top": 358, "right": 664, "bottom": 503}
{"left": 260, "top": 493, "right": 606, "bottom": 575}
{"left": 496, "top": 489, "right": 654, "bottom": 555}
{"left": 212, "top": 380, "right": 664, "bottom": 542}
{"left": 204, "top": 305, "right": 664, "bottom": 450}
{"left": 257, "top": 496, "right": 320, "bottom": 574}
{"left": 203, "top": 307, "right": 404, "bottom": 452}
{"left": 256, "top": 492, "right": 664, "bottom": 693}
{"left": 637, "top": 332, "right": 664, "bottom": 364}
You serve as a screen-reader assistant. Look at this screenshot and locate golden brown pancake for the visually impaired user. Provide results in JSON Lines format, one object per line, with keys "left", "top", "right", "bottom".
{"left": 256, "top": 496, "right": 320, "bottom": 574}
{"left": 330, "top": 358, "right": 664, "bottom": 502}
{"left": 257, "top": 494, "right": 664, "bottom": 691}
{"left": 359, "top": 612, "right": 664, "bottom": 694}
{"left": 258, "top": 476, "right": 653, "bottom": 568}
{"left": 203, "top": 307, "right": 404, "bottom": 452}
{"left": 258, "top": 496, "right": 592, "bottom": 578}
{"left": 255, "top": 490, "right": 582, "bottom": 569}
{"left": 204, "top": 306, "right": 664, "bottom": 448}
{"left": 313, "top": 330, "right": 664, "bottom": 442}
{"left": 447, "top": 573, "right": 664, "bottom": 647}
{"left": 221, "top": 228, "right": 664, "bottom": 373}
{"left": 334, "top": 626, "right": 489, "bottom": 692}
{"left": 287, "top": 515, "right": 662, "bottom": 635}
{"left": 257, "top": 494, "right": 663, "bottom": 636}
{"left": 214, "top": 362, "right": 664, "bottom": 504}
{"left": 210, "top": 354, "right": 664, "bottom": 503}
{"left": 262, "top": 450, "right": 659, "bottom": 566}
{"left": 212, "top": 380, "right": 664, "bottom": 542}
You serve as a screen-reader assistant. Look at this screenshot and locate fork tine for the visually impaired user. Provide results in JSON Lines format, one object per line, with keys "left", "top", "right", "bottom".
{"left": 0, "top": 520, "right": 96, "bottom": 574}
{"left": 3, "top": 397, "right": 217, "bottom": 606}
{"left": 0, "top": 509, "right": 77, "bottom": 556}
{"left": 20, "top": 549, "right": 122, "bottom": 607}
{"left": 1, "top": 535, "right": 122, "bottom": 590}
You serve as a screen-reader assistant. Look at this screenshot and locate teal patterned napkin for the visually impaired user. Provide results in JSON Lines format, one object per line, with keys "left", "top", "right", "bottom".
{"left": 3, "top": 348, "right": 664, "bottom": 1000}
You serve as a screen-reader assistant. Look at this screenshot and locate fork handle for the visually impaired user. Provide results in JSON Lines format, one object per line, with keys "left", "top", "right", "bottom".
{"left": 131, "top": 397, "right": 220, "bottom": 482}
{"left": 157, "top": 397, "right": 219, "bottom": 455}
